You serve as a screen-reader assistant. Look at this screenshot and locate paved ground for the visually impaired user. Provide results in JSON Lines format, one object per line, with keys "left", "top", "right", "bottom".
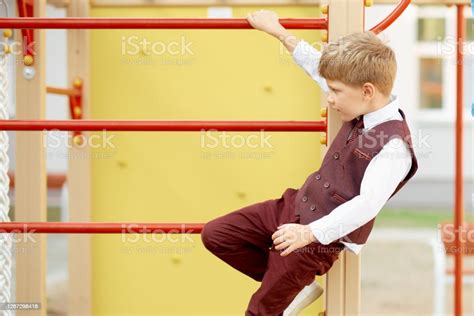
{"left": 361, "top": 228, "right": 473, "bottom": 316}
{"left": 13, "top": 228, "right": 473, "bottom": 315}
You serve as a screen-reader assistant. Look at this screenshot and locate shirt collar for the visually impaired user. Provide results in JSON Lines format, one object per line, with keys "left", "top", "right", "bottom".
{"left": 362, "top": 94, "right": 399, "bottom": 130}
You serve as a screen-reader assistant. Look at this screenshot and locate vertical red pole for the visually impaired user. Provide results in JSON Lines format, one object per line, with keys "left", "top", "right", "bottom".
{"left": 16, "top": 0, "right": 35, "bottom": 63}
{"left": 454, "top": 4, "right": 464, "bottom": 316}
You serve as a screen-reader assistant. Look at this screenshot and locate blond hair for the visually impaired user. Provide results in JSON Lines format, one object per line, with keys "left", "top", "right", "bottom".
{"left": 319, "top": 31, "right": 396, "bottom": 96}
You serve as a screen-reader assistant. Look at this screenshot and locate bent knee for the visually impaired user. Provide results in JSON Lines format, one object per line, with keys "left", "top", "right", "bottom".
{"left": 201, "top": 220, "right": 222, "bottom": 251}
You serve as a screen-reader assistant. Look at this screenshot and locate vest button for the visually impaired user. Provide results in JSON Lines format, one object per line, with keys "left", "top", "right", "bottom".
{"left": 323, "top": 182, "right": 330, "bottom": 189}
{"left": 315, "top": 174, "right": 321, "bottom": 180}
{"left": 302, "top": 196, "right": 308, "bottom": 202}
{"left": 333, "top": 152, "right": 340, "bottom": 160}
{"left": 310, "top": 204, "right": 316, "bottom": 211}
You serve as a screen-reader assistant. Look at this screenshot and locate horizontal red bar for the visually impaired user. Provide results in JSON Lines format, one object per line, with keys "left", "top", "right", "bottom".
{"left": 0, "top": 222, "right": 204, "bottom": 234}
{"left": 0, "top": 120, "right": 327, "bottom": 132}
{"left": 0, "top": 18, "right": 327, "bottom": 30}
{"left": 46, "top": 86, "right": 80, "bottom": 97}
{"left": 8, "top": 172, "right": 66, "bottom": 189}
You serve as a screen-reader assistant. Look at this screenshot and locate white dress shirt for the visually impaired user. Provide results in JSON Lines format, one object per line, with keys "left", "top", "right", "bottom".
{"left": 293, "top": 40, "right": 413, "bottom": 255}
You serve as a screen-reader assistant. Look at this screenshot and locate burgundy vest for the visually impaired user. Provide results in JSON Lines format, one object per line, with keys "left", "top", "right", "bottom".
{"left": 295, "top": 109, "right": 418, "bottom": 245}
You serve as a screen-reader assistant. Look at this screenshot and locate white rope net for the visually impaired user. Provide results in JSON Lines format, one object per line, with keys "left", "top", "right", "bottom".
{"left": 0, "top": 31, "right": 13, "bottom": 316}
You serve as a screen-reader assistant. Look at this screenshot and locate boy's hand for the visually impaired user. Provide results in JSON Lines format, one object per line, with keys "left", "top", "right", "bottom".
{"left": 272, "top": 223, "right": 317, "bottom": 256}
{"left": 246, "top": 10, "right": 300, "bottom": 54}
{"left": 246, "top": 10, "right": 285, "bottom": 37}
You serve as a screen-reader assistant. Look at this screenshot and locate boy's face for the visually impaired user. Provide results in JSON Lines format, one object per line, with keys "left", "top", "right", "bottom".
{"left": 325, "top": 80, "right": 368, "bottom": 122}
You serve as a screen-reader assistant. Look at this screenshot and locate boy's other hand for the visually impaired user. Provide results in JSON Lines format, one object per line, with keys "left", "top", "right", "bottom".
{"left": 272, "top": 223, "right": 317, "bottom": 256}
{"left": 246, "top": 10, "right": 285, "bottom": 37}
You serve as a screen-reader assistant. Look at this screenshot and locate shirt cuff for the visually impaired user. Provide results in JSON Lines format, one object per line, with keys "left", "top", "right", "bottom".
{"left": 292, "top": 40, "right": 321, "bottom": 68}
{"left": 291, "top": 40, "right": 329, "bottom": 93}
{"left": 309, "top": 221, "right": 339, "bottom": 245}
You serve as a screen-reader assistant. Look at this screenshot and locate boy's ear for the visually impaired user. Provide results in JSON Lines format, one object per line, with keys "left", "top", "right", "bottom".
{"left": 362, "top": 83, "right": 375, "bottom": 99}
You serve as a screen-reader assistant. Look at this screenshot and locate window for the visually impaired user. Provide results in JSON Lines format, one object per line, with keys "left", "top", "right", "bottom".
{"left": 463, "top": 18, "right": 472, "bottom": 113}
{"left": 417, "top": 18, "right": 446, "bottom": 41}
{"left": 464, "top": 55, "right": 472, "bottom": 112}
{"left": 419, "top": 57, "right": 443, "bottom": 109}
{"left": 466, "top": 18, "right": 473, "bottom": 42}
{"left": 415, "top": 7, "right": 472, "bottom": 118}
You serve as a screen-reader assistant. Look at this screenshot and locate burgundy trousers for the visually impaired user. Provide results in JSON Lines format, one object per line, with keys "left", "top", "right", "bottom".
{"left": 201, "top": 187, "right": 344, "bottom": 316}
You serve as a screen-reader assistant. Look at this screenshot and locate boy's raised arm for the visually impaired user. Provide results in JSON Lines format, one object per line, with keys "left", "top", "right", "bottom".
{"left": 246, "top": 10, "right": 329, "bottom": 92}
{"left": 246, "top": 10, "right": 301, "bottom": 53}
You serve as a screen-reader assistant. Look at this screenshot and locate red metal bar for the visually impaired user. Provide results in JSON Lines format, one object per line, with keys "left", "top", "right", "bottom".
{"left": 369, "top": 0, "right": 411, "bottom": 34}
{"left": 0, "top": 120, "right": 327, "bottom": 132}
{"left": 68, "top": 78, "right": 83, "bottom": 140}
{"left": 16, "top": 0, "right": 35, "bottom": 64}
{"left": 69, "top": 94, "right": 81, "bottom": 140}
{"left": 0, "top": 17, "right": 327, "bottom": 29}
{"left": 0, "top": 222, "right": 204, "bottom": 234}
{"left": 46, "top": 86, "right": 80, "bottom": 96}
{"left": 8, "top": 172, "right": 66, "bottom": 189}
{"left": 454, "top": 5, "right": 465, "bottom": 316}
{"left": 46, "top": 80, "right": 84, "bottom": 139}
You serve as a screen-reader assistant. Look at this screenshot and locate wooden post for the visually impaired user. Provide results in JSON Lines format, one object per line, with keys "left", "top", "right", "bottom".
{"left": 324, "top": 0, "right": 364, "bottom": 315}
{"left": 67, "top": 1, "right": 91, "bottom": 315}
{"left": 15, "top": 0, "right": 47, "bottom": 315}
{"left": 344, "top": 252, "right": 361, "bottom": 314}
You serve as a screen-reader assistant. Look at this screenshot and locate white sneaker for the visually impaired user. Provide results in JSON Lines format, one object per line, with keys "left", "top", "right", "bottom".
{"left": 283, "top": 280, "right": 324, "bottom": 316}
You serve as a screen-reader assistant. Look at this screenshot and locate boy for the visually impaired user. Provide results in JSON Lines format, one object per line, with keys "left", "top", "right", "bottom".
{"left": 201, "top": 10, "right": 418, "bottom": 316}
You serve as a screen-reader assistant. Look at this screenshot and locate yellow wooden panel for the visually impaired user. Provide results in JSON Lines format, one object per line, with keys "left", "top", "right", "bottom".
{"left": 90, "top": 5, "right": 324, "bottom": 315}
